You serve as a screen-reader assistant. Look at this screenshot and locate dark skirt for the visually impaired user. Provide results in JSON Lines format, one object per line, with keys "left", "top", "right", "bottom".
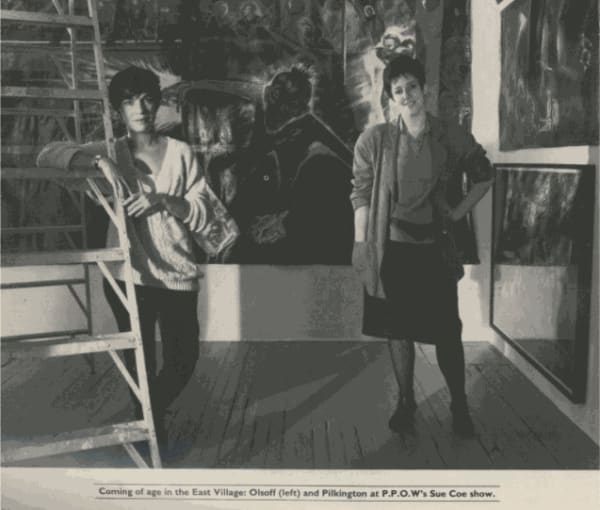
{"left": 364, "top": 240, "right": 462, "bottom": 344}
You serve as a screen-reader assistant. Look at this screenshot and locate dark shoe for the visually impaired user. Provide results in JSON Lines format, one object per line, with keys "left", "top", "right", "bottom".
{"left": 388, "top": 399, "right": 417, "bottom": 433}
{"left": 451, "top": 402, "right": 475, "bottom": 438}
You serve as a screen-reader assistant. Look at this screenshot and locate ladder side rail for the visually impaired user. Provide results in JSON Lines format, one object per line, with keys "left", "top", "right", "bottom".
{"left": 123, "top": 443, "right": 150, "bottom": 469}
{"left": 107, "top": 350, "right": 143, "bottom": 403}
{"left": 87, "top": 0, "right": 161, "bottom": 468}
{"left": 102, "top": 135, "right": 163, "bottom": 470}
{"left": 67, "top": 0, "right": 83, "bottom": 143}
{"left": 66, "top": 0, "right": 94, "bottom": 343}
{"left": 51, "top": 0, "right": 66, "bottom": 16}
{"left": 1, "top": 0, "right": 161, "bottom": 468}
{"left": 96, "top": 261, "right": 132, "bottom": 314}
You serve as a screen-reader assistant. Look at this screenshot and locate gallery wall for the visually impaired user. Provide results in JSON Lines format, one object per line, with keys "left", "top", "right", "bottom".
{"left": 1, "top": 0, "right": 493, "bottom": 345}
{"left": 4, "top": 1, "right": 596, "bottom": 444}
{"left": 471, "top": 0, "right": 599, "bottom": 443}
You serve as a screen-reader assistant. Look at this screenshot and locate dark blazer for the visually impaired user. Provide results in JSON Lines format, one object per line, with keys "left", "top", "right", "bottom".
{"left": 350, "top": 114, "right": 494, "bottom": 337}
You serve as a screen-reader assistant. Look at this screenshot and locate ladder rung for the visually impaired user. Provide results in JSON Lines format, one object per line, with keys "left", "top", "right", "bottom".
{"left": 2, "top": 225, "right": 83, "bottom": 235}
{"left": 1, "top": 107, "right": 79, "bottom": 117}
{"left": 1, "top": 167, "right": 102, "bottom": 179}
{"left": 1, "top": 86, "right": 102, "bottom": 100}
{"left": 1, "top": 248, "right": 125, "bottom": 266}
{"left": 1, "top": 278, "right": 86, "bottom": 290}
{"left": 1, "top": 40, "right": 93, "bottom": 50}
{"left": 0, "top": 9, "right": 94, "bottom": 28}
{"left": 1, "top": 329, "right": 90, "bottom": 343}
{"left": 1, "top": 332, "right": 137, "bottom": 358}
{"left": 0, "top": 278, "right": 86, "bottom": 290}
{"left": 1, "top": 420, "right": 150, "bottom": 463}
{"left": 1, "top": 145, "right": 42, "bottom": 155}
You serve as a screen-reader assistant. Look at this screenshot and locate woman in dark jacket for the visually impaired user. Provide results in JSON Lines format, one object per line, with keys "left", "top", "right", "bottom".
{"left": 351, "top": 55, "right": 495, "bottom": 437}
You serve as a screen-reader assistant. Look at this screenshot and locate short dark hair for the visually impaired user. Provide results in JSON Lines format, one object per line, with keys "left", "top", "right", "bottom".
{"left": 383, "top": 55, "right": 425, "bottom": 98}
{"left": 108, "top": 66, "right": 161, "bottom": 110}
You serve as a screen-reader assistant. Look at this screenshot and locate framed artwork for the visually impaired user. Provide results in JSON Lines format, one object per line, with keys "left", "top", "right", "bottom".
{"left": 490, "top": 164, "right": 595, "bottom": 402}
{"left": 499, "top": 0, "right": 598, "bottom": 150}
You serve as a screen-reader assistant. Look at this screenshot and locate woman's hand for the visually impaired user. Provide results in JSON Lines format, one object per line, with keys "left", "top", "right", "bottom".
{"left": 352, "top": 241, "right": 370, "bottom": 273}
{"left": 444, "top": 178, "right": 495, "bottom": 222}
{"left": 94, "top": 156, "right": 120, "bottom": 188}
{"left": 89, "top": 155, "right": 129, "bottom": 199}
{"left": 123, "top": 192, "right": 163, "bottom": 218}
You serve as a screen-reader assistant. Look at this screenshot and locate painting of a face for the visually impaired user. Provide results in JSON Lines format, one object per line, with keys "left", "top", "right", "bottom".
{"left": 263, "top": 70, "right": 312, "bottom": 131}
{"left": 242, "top": 1, "right": 256, "bottom": 18}
{"left": 183, "top": 90, "right": 256, "bottom": 157}
{"left": 375, "top": 24, "right": 418, "bottom": 64}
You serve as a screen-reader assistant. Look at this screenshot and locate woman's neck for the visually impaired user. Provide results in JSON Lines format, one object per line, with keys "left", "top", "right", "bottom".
{"left": 127, "top": 131, "right": 161, "bottom": 152}
{"left": 400, "top": 112, "right": 427, "bottom": 137}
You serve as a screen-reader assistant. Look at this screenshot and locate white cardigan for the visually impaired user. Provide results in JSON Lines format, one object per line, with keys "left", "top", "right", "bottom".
{"left": 37, "top": 136, "right": 207, "bottom": 291}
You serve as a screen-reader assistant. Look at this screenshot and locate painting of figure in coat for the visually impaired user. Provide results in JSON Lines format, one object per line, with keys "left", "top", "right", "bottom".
{"left": 179, "top": 65, "right": 354, "bottom": 264}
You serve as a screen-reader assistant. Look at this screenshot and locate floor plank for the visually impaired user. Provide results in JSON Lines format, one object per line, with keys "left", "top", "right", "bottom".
{"left": 475, "top": 362, "right": 597, "bottom": 468}
{"left": 2, "top": 341, "right": 597, "bottom": 469}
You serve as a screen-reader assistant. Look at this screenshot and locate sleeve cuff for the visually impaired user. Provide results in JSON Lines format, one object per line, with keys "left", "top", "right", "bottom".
{"left": 183, "top": 197, "right": 207, "bottom": 233}
{"left": 36, "top": 144, "right": 81, "bottom": 170}
{"left": 350, "top": 195, "right": 370, "bottom": 210}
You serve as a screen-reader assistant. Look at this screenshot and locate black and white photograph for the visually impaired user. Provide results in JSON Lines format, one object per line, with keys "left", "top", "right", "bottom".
{"left": 1, "top": 1, "right": 598, "bottom": 509}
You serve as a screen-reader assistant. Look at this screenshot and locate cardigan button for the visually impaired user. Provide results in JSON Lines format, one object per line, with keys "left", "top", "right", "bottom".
{"left": 263, "top": 175, "right": 270, "bottom": 181}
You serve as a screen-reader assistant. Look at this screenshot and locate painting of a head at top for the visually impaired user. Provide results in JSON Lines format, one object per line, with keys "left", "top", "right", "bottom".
{"left": 499, "top": 0, "right": 598, "bottom": 150}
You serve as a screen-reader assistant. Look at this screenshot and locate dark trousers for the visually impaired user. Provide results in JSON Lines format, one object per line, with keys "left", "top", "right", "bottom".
{"left": 103, "top": 279, "right": 200, "bottom": 421}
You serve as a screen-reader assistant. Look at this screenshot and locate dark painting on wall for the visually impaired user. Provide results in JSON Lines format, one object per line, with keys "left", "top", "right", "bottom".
{"left": 491, "top": 164, "right": 595, "bottom": 402}
{"left": 1, "top": 0, "right": 356, "bottom": 265}
{"left": 492, "top": 165, "right": 594, "bottom": 266}
{"left": 0, "top": 0, "right": 476, "bottom": 266}
{"left": 176, "top": 73, "right": 355, "bottom": 265}
{"left": 499, "top": 0, "right": 598, "bottom": 150}
{"left": 438, "top": 0, "right": 472, "bottom": 129}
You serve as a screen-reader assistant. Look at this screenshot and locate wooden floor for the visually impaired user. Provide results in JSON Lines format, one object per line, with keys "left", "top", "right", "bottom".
{"left": 2, "top": 341, "right": 598, "bottom": 469}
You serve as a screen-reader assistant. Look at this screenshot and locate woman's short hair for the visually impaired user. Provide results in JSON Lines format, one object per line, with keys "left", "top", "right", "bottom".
{"left": 383, "top": 55, "right": 426, "bottom": 98}
{"left": 108, "top": 66, "right": 161, "bottom": 110}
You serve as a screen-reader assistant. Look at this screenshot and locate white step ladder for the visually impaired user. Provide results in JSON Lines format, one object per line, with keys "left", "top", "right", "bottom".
{"left": 1, "top": 0, "right": 161, "bottom": 468}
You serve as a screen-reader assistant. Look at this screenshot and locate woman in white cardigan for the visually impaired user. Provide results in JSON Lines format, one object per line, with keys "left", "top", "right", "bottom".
{"left": 37, "top": 67, "right": 208, "bottom": 453}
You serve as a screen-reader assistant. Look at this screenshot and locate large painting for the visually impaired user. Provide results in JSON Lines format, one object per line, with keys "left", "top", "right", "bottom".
{"left": 1, "top": 0, "right": 473, "bottom": 266}
{"left": 1, "top": 0, "right": 356, "bottom": 265}
{"left": 499, "top": 0, "right": 598, "bottom": 150}
{"left": 490, "top": 164, "right": 595, "bottom": 402}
